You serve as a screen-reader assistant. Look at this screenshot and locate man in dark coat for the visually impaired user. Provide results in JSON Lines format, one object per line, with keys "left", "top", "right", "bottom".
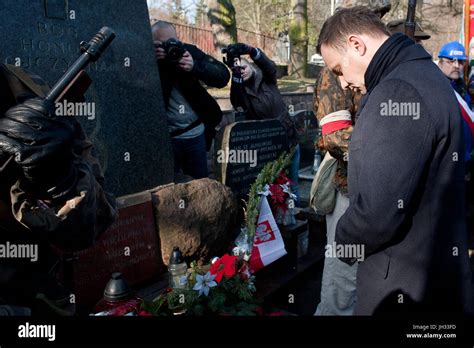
{"left": 318, "top": 6, "right": 473, "bottom": 315}
{"left": 152, "top": 21, "right": 230, "bottom": 179}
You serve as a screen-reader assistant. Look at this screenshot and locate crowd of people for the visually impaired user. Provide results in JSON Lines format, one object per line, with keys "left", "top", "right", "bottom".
{"left": 152, "top": 13, "right": 474, "bottom": 315}
{"left": 151, "top": 20, "right": 300, "bottom": 198}
{"left": 314, "top": 5, "right": 474, "bottom": 315}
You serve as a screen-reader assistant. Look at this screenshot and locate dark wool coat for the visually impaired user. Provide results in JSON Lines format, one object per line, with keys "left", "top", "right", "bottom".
{"left": 336, "top": 34, "right": 473, "bottom": 315}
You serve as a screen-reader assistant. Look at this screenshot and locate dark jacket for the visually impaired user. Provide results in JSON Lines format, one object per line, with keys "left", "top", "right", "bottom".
{"left": 450, "top": 78, "right": 474, "bottom": 162}
{"left": 335, "top": 34, "right": 473, "bottom": 315}
{"left": 0, "top": 64, "right": 117, "bottom": 308}
{"left": 230, "top": 50, "right": 296, "bottom": 147}
{"left": 158, "top": 43, "right": 230, "bottom": 150}
{"left": 452, "top": 78, "right": 471, "bottom": 106}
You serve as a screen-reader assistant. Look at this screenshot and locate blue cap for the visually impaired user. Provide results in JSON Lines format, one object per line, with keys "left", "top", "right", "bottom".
{"left": 438, "top": 41, "right": 467, "bottom": 60}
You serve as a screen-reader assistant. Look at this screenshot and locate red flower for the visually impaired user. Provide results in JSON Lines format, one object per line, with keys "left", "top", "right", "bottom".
{"left": 269, "top": 184, "right": 288, "bottom": 213}
{"left": 275, "top": 171, "right": 292, "bottom": 185}
{"left": 269, "top": 184, "right": 285, "bottom": 204}
{"left": 138, "top": 310, "right": 153, "bottom": 316}
{"left": 268, "top": 172, "right": 295, "bottom": 213}
{"left": 209, "top": 254, "right": 238, "bottom": 283}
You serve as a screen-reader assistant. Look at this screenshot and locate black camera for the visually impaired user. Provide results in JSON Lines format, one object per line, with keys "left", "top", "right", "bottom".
{"left": 160, "top": 38, "right": 186, "bottom": 63}
{"left": 222, "top": 47, "right": 240, "bottom": 68}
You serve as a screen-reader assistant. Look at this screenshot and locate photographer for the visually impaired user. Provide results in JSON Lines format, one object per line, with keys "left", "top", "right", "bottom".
{"left": 152, "top": 21, "right": 230, "bottom": 179}
{"left": 225, "top": 43, "right": 300, "bottom": 200}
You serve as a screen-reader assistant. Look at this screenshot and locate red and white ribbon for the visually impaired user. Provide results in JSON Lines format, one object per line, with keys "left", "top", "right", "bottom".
{"left": 319, "top": 110, "right": 352, "bottom": 135}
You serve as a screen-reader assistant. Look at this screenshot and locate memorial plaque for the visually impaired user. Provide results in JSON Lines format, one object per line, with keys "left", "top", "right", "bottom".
{"left": 0, "top": 0, "right": 174, "bottom": 196}
{"left": 72, "top": 191, "right": 163, "bottom": 307}
{"left": 216, "top": 119, "right": 289, "bottom": 201}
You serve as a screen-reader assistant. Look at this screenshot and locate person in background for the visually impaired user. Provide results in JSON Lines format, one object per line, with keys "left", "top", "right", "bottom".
{"left": 438, "top": 42, "right": 472, "bottom": 107}
{"left": 313, "top": 67, "right": 361, "bottom": 315}
{"left": 312, "top": 0, "right": 390, "bottom": 316}
{"left": 152, "top": 21, "right": 230, "bottom": 179}
{"left": 437, "top": 41, "right": 474, "bottom": 259}
{"left": 437, "top": 43, "right": 474, "bottom": 168}
{"left": 225, "top": 43, "right": 300, "bottom": 201}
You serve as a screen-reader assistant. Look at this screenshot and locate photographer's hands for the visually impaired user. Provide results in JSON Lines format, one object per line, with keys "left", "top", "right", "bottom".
{"left": 227, "top": 43, "right": 252, "bottom": 56}
{"left": 178, "top": 51, "right": 195, "bottom": 72}
{"left": 154, "top": 40, "right": 194, "bottom": 72}
{"left": 226, "top": 43, "right": 258, "bottom": 59}
{"left": 154, "top": 41, "right": 166, "bottom": 60}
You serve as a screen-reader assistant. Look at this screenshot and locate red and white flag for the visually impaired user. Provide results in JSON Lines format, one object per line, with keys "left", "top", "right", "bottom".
{"left": 249, "top": 196, "right": 287, "bottom": 272}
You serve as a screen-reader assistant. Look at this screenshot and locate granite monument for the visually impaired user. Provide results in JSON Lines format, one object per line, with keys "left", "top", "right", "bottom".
{"left": 0, "top": 0, "right": 173, "bottom": 195}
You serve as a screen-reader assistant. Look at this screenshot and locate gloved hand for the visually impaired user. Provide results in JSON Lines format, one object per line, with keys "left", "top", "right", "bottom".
{"left": 0, "top": 97, "right": 77, "bottom": 198}
{"left": 231, "top": 65, "right": 245, "bottom": 84}
{"left": 226, "top": 43, "right": 257, "bottom": 58}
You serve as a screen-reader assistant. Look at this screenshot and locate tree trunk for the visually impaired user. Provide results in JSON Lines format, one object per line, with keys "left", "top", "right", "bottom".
{"left": 195, "top": 0, "right": 207, "bottom": 27}
{"left": 289, "top": 0, "right": 308, "bottom": 78}
{"left": 207, "top": 0, "right": 238, "bottom": 56}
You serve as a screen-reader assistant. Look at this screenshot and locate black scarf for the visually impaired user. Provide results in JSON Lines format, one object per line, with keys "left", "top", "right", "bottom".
{"left": 364, "top": 33, "right": 414, "bottom": 94}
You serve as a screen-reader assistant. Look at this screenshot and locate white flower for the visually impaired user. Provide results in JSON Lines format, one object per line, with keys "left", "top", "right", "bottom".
{"left": 192, "top": 272, "right": 217, "bottom": 297}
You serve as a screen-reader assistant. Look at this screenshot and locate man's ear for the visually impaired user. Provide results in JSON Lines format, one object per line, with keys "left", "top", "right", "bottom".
{"left": 347, "top": 35, "right": 367, "bottom": 56}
